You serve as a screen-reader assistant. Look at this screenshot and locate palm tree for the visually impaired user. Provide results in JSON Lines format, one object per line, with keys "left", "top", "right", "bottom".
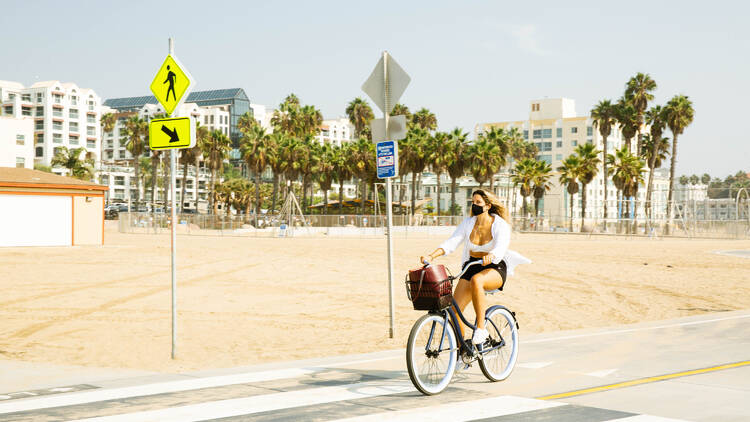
{"left": 511, "top": 158, "right": 536, "bottom": 229}
{"left": 701, "top": 173, "right": 711, "bottom": 185}
{"left": 201, "top": 129, "right": 232, "bottom": 214}
{"left": 624, "top": 73, "right": 657, "bottom": 152}
{"left": 123, "top": 116, "right": 148, "bottom": 209}
{"left": 643, "top": 105, "right": 668, "bottom": 222}
{"left": 316, "top": 143, "right": 336, "bottom": 214}
{"left": 427, "top": 131, "right": 451, "bottom": 215}
{"left": 531, "top": 160, "right": 553, "bottom": 226}
{"left": 390, "top": 103, "right": 411, "bottom": 120}
{"left": 615, "top": 99, "right": 639, "bottom": 152}
{"left": 446, "top": 128, "right": 468, "bottom": 215}
{"left": 467, "top": 135, "right": 502, "bottom": 189}
{"left": 298, "top": 105, "right": 323, "bottom": 137}
{"left": 100, "top": 113, "right": 116, "bottom": 160}
{"left": 194, "top": 124, "right": 209, "bottom": 205}
{"left": 149, "top": 148, "right": 161, "bottom": 211}
{"left": 411, "top": 108, "right": 437, "bottom": 131}
{"left": 271, "top": 94, "right": 302, "bottom": 137}
{"left": 401, "top": 127, "right": 429, "bottom": 217}
{"left": 266, "top": 132, "right": 287, "bottom": 213}
{"left": 345, "top": 97, "right": 374, "bottom": 139}
{"left": 483, "top": 127, "right": 510, "bottom": 194}
{"left": 178, "top": 140, "right": 202, "bottom": 213}
{"left": 241, "top": 124, "right": 271, "bottom": 224}
{"left": 332, "top": 143, "right": 353, "bottom": 214}
{"left": 350, "top": 138, "right": 375, "bottom": 215}
{"left": 590, "top": 99, "right": 617, "bottom": 224}
{"left": 558, "top": 155, "right": 582, "bottom": 231}
{"left": 237, "top": 111, "right": 256, "bottom": 134}
{"left": 664, "top": 94, "right": 695, "bottom": 234}
{"left": 609, "top": 147, "right": 646, "bottom": 233}
{"left": 51, "top": 147, "right": 94, "bottom": 180}
{"left": 574, "top": 143, "right": 601, "bottom": 231}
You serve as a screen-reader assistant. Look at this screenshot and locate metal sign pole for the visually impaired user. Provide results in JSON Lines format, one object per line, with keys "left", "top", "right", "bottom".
{"left": 384, "top": 51, "right": 395, "bottom": 339}
{"left": 169, "top": 37, "right": 178, "bottom": 360}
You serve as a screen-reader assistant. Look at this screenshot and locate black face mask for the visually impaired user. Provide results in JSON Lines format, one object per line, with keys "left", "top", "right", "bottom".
{"left": 471, "top": 204, "right": 485, "bottom": 216}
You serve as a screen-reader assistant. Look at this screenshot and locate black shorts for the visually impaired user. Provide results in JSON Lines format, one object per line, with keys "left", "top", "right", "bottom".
{"left": 460, "top": 256, "right": 507, "bottom": 289}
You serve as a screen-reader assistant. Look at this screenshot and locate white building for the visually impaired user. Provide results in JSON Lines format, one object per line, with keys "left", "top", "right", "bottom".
{"left": 476, "top": 98, "right": 671, "bottom": 226}
{"left": 675, "top": 182, "right": 708, "bottom": 202}
{"left": 0, "top": 80, "right": 102, "bottom": 175}
{"left": 0, "top": 115, "right": 33, "bottom": 168}
{"left": 250, "top": 104, "right": 275, "bottom": 132}
{"left": 317, "top": 117, "right": 354, "bottom": 146}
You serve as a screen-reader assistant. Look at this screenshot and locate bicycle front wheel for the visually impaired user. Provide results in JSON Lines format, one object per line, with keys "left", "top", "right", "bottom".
{"left": 406, "top": 313, "right": 458, "bottom": 395}
{"left": 478, "top": 306, "right": 519, "bottom": 382}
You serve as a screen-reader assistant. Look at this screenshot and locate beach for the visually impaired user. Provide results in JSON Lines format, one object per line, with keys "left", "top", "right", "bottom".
{"left": 1, "top": 224, "right": 748, "bottom": 373}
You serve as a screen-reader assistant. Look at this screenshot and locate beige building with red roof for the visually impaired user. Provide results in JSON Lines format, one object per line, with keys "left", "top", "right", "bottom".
{"left": 0, "top": 167, "right": 107, "bottom": 246}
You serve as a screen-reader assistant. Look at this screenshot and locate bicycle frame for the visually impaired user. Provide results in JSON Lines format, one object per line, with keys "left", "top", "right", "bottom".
{"left": 427, "top": 302, "right": 507, "bottom": 357}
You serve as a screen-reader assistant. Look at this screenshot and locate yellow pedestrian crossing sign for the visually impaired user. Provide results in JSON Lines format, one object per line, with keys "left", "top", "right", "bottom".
{"left": 149, "top": 54, "right": 194, "bottom": 115}
{"left": 149, "top": 117, "right": 195, "bottom": 150}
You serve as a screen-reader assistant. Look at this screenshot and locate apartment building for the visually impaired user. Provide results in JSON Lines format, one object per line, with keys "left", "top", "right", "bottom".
{"left": 0, "top": 115, "right": 33, "bottom": 168}
{"left": 317, "top": 117, "right": 354, "bottom": 146}
{"left": 0, "top": 80, "right": 102, "bottom": 175}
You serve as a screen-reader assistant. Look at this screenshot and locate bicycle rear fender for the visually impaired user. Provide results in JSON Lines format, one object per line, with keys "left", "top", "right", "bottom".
{"left": 486, "top": 305, "right": 519, "bottom": 330}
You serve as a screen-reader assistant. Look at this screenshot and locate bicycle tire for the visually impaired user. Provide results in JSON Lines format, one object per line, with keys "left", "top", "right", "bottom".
{"left": 406, "top": 313, "right": 458, "bottom": 395}
{"left": 478, "top": 306, "right": 519, "bottom": 382}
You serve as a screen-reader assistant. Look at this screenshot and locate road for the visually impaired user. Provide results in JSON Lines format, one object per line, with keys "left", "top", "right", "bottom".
{"left": 0, "top": 309, "right": 748, "bottom": 421}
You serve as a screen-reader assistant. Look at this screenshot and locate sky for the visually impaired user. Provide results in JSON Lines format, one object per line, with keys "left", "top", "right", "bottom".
{"left": 2, "top": 0, "right": 748, "bottom": 179}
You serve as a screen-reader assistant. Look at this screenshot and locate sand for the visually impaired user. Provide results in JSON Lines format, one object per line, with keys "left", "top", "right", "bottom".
{"left": 1, "top": 224, "right": 749, "bottom": 373}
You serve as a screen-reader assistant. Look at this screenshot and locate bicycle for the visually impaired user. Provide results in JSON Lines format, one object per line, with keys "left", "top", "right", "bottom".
{"left": 405, "top": 260, "right": 519, "bottom": 395}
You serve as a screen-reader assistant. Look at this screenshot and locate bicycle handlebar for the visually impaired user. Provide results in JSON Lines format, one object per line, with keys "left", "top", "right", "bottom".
{"left": 422, "top": 259, "right": 483, "bottom": 281}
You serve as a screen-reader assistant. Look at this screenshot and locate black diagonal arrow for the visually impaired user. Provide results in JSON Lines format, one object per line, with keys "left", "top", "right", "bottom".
{"left": 161, "top": 125, "right": 180, "bottom": 143}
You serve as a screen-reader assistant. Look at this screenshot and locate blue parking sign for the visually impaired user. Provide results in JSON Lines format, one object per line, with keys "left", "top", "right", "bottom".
{"left": 376, "top": 140, "right": 398, "bottom": 179}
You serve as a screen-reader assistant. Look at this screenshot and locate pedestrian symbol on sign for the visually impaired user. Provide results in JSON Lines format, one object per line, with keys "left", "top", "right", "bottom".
{"left": 164, "top": 66, "right": 177, "bottom": 102}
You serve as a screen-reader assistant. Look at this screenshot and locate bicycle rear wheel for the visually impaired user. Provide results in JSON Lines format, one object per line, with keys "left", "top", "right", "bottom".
{"left": 406, "top": 313, "right": 458, "bottom": 395}
{"left": 478, "top": 306, "right": 518, "bottom": 382}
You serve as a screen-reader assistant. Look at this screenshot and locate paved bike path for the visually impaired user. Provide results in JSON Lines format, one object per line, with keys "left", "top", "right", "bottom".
{"left": 1, "top": 309, "right": 748, "bottom": 421}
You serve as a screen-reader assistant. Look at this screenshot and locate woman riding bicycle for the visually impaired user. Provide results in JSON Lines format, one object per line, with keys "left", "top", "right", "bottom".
{"left": 420, "top": 189, "right": 529, "bottom": 346}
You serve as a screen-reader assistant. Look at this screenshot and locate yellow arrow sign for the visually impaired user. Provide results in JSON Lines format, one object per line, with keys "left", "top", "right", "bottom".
{"left": 149, "top": 117, "right": 195, "bottom": 150}
{"left": 149, "top": 54, "right": 194, "bottom": 115}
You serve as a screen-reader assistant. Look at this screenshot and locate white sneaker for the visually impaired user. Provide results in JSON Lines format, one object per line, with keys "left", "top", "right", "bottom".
{"left": 472, "top": 327, "right": 489, "bottom": 345}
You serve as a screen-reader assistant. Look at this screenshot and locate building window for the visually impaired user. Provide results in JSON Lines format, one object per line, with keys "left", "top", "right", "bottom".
{"left": 106, "top": 151, "right": 114, "bottom": 159}
{"left": 556, "top": 128, "right": 562, "bottom": 138}
{"left": 87, "top": 115, "right": 95, "bottom": 124}
{"left": 53, "top": 147, "right": 61, "bottom": 156}
{"left": 21, "top": 94, "right": 31, "bottom": 102}
{"left": 538, "top": 155, "right": 552, "bottom": 164}
{"left": 70, "top": 136, "right": 79, "bottom": 145}
{"left": 556, "top": 154, "right": 562, "bottom": 161}
{"left": 35, "top": 120, "right": 44, "bottom": 130}
{"left": 70, "top": 109, "right": 79, "bottom": 119}
{"left": 523, "top": 130, "right": 528, "bottom": 139}
{"left": 542, "top": 128, "right": 552, "bottom": 138}
{"left": 115, "top": 176, "right": 125, "bottom": 186}
{"left": 36, "top": 93, "right": 43, "bottom": 102}
{"left": 571, "top": 127, "right": 578, "bottom": 134}
{"left": 532, "top": 129, "right": 542, "bottom": 139}
{"left": 3, "top": 106, "right": 12, "bottom": 115}
{"left": 542, "top": 142, "right": 552, "bottom": 151}
{"left": 587, "top": 126, "right": 593, "bottom": 136}
{"left": 53, "top": 121, "right": 63, "bottom": 131}
{"left": 572, "top": 140, "right": 578, "bottom": 147}
{"left": 16, "top": 134, "right": 25, "bottom": 145}
{"left": 36, "top": 106, "right": 44, "bottom": 116}
{"left": 531, "top": 103, "right": 540, "bottom": 112}
{"left": 556, "top": 140, "right": 562, "bottom": 148}
{"left": 21, "top": 107, "right": 32, "bottom": 116}
{"left": 210, "top": 115, "right": 214, "bottom": 124}
{"left": 16, "top": 157, "right": 25, "bottom": 168}
{"left": 53, "top": 133, "right": 62, "bottom": 143}
{"left": 53, "top": 108, "right": 63, "bottom": 118}
{"left": 88, "top": 100, "right": 95, "bottom": 111}
{"left": 101, "top": 175, "right": 110, "bottom": 185}
{"left": 53, "top": 94, "right": 62, "bottom": 104}
{"left": 87, "top": 140, "right": 95, "bottom": 148}
{"left": 36, "top": 147, "right": 43, "bottom": 157}
{"left": 71, "top": 96, "right": 78, "bottom": 105}
{"left": 36, "top": 133, "right": 44, "bottom": 143}
{"left": 70, "top": 122, "right": 79, "bottom": 132}
{"left": 87, "top": 126, "right": 96, "bottom": 136}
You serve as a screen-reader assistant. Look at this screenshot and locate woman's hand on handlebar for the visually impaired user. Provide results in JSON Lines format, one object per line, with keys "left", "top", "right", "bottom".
{"left": 482, "top": 253, "right": 495, "bottom": 266}
{"left": 419, "top": 255, "right": 431, "bottom": 266}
